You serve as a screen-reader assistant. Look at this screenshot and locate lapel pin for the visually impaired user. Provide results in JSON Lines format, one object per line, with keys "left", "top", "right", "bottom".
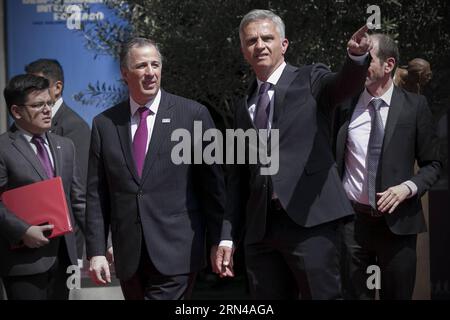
{"left": 162, "top": 118, "right": 171, "bottom": 123}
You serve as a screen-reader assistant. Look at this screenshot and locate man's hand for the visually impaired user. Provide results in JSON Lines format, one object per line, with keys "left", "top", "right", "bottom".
{"left": 214, "top": 245, "right": 235, "bottom": 278}
{"left": 22, "top": 224, "right": 54, "bottom": 248}
{"left": 89, "top": 256, "right": 111, "bottom": 285}
{"left": 347, "top": 25, "right": 373, "bottom": 56}
{"left": 377, "top": 184, "right": 411, "bottom": 214}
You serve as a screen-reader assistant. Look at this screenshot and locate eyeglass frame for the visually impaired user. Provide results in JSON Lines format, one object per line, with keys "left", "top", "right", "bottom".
{"left": 18, "top": 100, "right": 55, "bottom": 111}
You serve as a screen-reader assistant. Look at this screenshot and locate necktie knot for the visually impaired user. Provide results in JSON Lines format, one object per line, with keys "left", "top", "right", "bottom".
{"left": 31, "top": 135, "right": 45, "bottom": 145}
{"left": 137, "top": 107, "right": 151, "bottom": 120}
{"left": 259, "top": 82, "right": 271, "bottom": 95}
{"left": 369, "top": 98, "right": 383, "bottom": 111}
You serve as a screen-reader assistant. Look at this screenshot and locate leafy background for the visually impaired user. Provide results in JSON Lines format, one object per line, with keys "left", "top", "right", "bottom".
{"left": 74, "top": 0, "right": 450, "bottom": 131}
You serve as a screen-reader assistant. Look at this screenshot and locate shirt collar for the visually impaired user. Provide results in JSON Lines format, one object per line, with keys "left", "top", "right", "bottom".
{"left": 256, "top": 61, "right": 287, "bottom": 88}
{"left": 15, "top": 124, "right": 48, "bottom": 144}
{"left": 51, "top": 97, "right": 64, "bottom": 117}
{"left": 129, "top": 89, "right": 161, "bottom": 117}
{"left": 362, "top": 82, "right": 395, "bottom": 109}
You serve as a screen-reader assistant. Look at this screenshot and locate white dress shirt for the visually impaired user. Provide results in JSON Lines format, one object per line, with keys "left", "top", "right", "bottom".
{"left": 129, "top": 90, "right": 161, "bottom": 153}
{"left": 342, "top": 83, "right": 417, "bottom": 205}
{"left": 51, "top": 97, "right": 64, "bottom": 118}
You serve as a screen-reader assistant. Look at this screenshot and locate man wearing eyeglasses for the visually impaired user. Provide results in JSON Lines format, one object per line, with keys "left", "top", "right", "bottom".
{"left": 25, "top": 59, "right": 91, "bottom": 265}
{"left": 0, "top": 74, "right": 85, "bottom": 300}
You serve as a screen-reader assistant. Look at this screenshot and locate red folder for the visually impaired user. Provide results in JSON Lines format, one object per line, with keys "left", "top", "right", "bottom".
{"left": 1, "top": 177, "right": 73, "bottom": 238}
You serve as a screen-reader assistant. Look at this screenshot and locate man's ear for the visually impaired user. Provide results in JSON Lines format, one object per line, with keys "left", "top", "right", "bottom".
{"left": 281, "top": 38, "right": 289, "bottom": 55}
{"left": 10, "top": 105, "right": 22, "bottom": 119}
{"left": 54, "top": 80, "right": 63, "bottom": 97}
{"left": 385, "top": 57, "right": 396, "bottom": 75}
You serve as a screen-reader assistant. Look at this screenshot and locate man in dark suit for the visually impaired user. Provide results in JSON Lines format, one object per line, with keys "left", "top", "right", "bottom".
{"left": 85, "top": 37, "right": 225, "bottom": 300}
{"left": 25, "top": 59, "right": 90, "bottom": 261}
{"left": 214, "top": 9, "right": 372, "bottom": 299}
{"left": 333, "top": 34, "right": 441, "bottom": 299}
{"left": 0, "top": 74, "right": 85, "bottom": 299}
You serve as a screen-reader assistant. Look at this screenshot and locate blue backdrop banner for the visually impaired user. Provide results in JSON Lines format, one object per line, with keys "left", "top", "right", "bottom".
{"left": 5, "top": 0, "right": 126, "bottom": 127}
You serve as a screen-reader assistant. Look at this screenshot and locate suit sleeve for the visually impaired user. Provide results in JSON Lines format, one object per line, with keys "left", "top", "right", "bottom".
{"left": 68, "top": 139, "right": 86, "bottom": 235}
{"left": 220, "top": 104, "right": 248, "bottom": 245}
{"left": 62, "top": 117, "right": 91, "bottom": 188}
{"left": 0, "top": 154, "right": 30, "bottom": 245}
{"left": 194, "top": 106, "right": 226, "bottom": 246}
{"left": 410, "top": 96, "right": 442, "bottom": 195}
{"left": 312, "top": 56, "right": 369, "bottom": 114}
{"left": 85, "top": 118, "right": 111, "bottom": 258}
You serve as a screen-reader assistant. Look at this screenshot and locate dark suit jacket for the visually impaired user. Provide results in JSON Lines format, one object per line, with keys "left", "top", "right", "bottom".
{"left": 51, "top": 102, "right": 91, "bottom": 186}
{"left": 221, "top": 58, "right": 370, "bottom": 245}
{"left": 85, "top": 90, "right": 225, "bottom": 280}
{"left": 0, "top": 127, "right": 85, "bottom": 276}
{"left": 334, "top": 86, "right": 441, "bottom": 235}
{"left": 51, "top": 102, "right": 90, "bottom": 258}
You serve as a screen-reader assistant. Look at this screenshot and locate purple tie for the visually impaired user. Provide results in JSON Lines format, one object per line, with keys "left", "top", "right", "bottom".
{"left": 133, "top": 107, "right": 151, "bottom": 177}
{"left": 254, "top": 82, "right": 272, "bottom": 130}
{"left": 31, "top": 135, "right": 54, "bottom": 179}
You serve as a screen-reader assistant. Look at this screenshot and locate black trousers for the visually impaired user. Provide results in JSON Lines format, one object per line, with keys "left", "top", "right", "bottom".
{"left": 245, "top": 204, "right": 342, "bottom": 300}
{"left": 2, "top": 241, "right": 72, "bottom": 300}
{"left": 120, "top": 246, "right": 196, "bottom": 300}
{"left": 341, "top": 212, "right": 417, "bottom": 300}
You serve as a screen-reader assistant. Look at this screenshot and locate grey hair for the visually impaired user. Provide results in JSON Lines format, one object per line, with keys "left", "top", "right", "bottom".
{"left": 119, "top": 37, "right": 163, "bottom": 69}
{"left": 239, "top": 9, "right": 286, "bottom": 41}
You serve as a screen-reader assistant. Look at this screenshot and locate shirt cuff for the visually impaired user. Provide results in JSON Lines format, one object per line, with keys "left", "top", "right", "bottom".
{"left": 219, "top": 240, "right": 233, "bottom": 248}
{"left": 403, "top": 180, "right": 418, "bottom": 198}
{"left": 347, "top": 50, "right": 369, "bottom": 64}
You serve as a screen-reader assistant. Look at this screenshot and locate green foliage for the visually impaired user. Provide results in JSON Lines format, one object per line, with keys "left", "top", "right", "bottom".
{"left": 76, "top": 0, "right": 450, "bottom": 127}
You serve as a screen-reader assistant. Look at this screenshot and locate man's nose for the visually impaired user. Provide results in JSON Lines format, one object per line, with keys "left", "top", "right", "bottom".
{"left": 144, "top": 65, "right": 155, "bottom": 76}
{"left": 255, "top": 38, "right": 265, "bottom": 49}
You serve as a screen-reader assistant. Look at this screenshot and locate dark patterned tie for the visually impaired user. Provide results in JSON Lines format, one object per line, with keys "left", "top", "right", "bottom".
{"left": 133, "top": 107, "right": 151, "bottom": 177}
{"left": 367, "top": 98, "right": 385, "bottom": 209}
{"left": 31, "top": 135, "right": 54, "bottom": 179}
{"left": 253, "top": 82, "right": 272, "bottom": 130}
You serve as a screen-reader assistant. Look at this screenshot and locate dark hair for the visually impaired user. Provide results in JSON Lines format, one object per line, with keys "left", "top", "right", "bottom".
{"left": 4, "top": 74, "right": 49, "bottom": 116}
{"left": 119, "top": 37, "right": 162, "bottom": 69}
{"left": 371, "top": 33, "right": 400, "bottom": 76}
{"left": 25, "top": 59, "right": 64, "bottom": 85}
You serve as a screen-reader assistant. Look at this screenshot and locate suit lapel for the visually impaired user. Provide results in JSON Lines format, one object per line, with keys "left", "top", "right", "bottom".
{"left": 46, "top": 133, "right": 62, "bottom": 177}
{"left": 115, "top": 101, "right": 141, "bottom": 184}
{"left": 272, "top": 64, "right": 298, "bottom": 127}
{"left": 382, "top": 86, "right": 404, "bottom": 153}
{"left": 140, "top": 90, "right": 175, "bottom": 183}
{"left": 242, "top": 80, "right": 258, "bottom": 129}
{"left": 50, "top": 103, "right": 66, "bottom": 134}
{"left": 9, "top": 128, "right": 47, "bottom": 180}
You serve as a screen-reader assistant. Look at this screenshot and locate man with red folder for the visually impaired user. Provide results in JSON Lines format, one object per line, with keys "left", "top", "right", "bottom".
{"left": 0, "top": 74, "right": 85, "bottom": 300}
